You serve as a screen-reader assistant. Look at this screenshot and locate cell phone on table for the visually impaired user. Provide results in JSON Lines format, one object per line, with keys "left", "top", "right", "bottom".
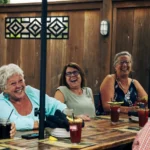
{"left": 21, "top": 133, "right": 39, "bottom": 139}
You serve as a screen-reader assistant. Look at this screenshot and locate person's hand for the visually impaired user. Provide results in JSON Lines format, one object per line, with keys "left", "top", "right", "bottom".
{"left": 10, "top": 123, "right": 16, "bottom": 138}
{"left": 136, "top": 96, "right": 148, "bottom": 105}
{"left": 77, "top": 114, "right": 91, "bottom": 121}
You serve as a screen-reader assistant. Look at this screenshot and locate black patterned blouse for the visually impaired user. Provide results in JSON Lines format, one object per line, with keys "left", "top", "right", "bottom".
{"left": 114, "top": 80, "right": 138, "bottom": 106}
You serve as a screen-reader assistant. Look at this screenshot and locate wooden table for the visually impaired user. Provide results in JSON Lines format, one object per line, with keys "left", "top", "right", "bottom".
{"left": 0, "top": 114, "right": 140, "bottom": 150}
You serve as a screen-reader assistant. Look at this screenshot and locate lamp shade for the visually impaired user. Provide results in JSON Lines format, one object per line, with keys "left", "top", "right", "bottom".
{"left": 100, "top": 20, "right": 109, "bottom": 36}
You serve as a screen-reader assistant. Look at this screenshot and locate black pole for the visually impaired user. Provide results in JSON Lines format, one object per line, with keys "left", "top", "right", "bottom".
{"left": 39, "top": 0, "right": 47, "bottom": 139}
{"left": 148, "top": 68, "right": 150, "bottom": 109}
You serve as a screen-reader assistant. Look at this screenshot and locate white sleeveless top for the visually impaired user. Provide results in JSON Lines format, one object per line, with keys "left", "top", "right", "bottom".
{"left": 56, "top": 86, "right": 96, "bottom": 117}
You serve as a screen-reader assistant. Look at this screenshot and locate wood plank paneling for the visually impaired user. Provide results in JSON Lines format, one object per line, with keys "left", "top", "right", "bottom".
{"left": 0, "top": 1, "right": 102, "bottom": 13}
{"left": 83, "top": 10, "right": 101, "bottom": 93}
{"left": 0, "top": 0, "right": 150, "bottom": 96}
{"left": 0, "top": 14, "right": 7, "bottom": 64}
{"left": 66, "top": 11, "right": 85, "bottom": 64}
{"left": 114, "top": 9, "right": 134, "bottom": 54}
{"left": 112, "top": 4, "right": 150, "bottom": 94}
{"left": 132, "top": 8, "right": 150, "bottom": 92}
{"left": 46, "top": 12, "right": 69, "bottom": 95}
{"left": 99, "top": 0, "right": 112, "bottom": 84}
{"left": 111, "top": 8, "right": 134, "bottom": 79}
{"left": 46, "top": 10, "right": 101, "bottom": 95}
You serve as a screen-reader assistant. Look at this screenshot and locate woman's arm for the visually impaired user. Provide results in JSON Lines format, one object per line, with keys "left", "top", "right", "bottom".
{"left": 100, "top": 75, "right": 115, "bottom": 112}
{"left": 54, "top": 90, "right": 65, "bottom": 103}
{"left": 76, "top": 114, "right": 91, "bottom": 121}
{"left": 134, "top": 79, "right": 148, "bottom": 100}
{"left": 120, "top": 106, "right": 138, "bottom": 113}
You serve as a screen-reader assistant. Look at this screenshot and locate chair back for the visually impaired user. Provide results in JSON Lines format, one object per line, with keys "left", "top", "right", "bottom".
{"left": 94, "top": 93, "right": 105, "bottom": 115}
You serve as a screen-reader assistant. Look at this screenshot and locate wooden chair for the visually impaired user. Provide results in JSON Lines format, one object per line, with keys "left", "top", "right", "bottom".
{"left": 94, "top": 93, "right": 106, "bottom": 115}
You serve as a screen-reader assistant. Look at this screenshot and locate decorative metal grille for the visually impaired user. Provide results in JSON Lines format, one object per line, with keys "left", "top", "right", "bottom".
{"left": 5, "top": 16, "right": 69, "bottom": 39}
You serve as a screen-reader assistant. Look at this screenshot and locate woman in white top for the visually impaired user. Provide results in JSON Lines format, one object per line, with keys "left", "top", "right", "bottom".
{"left": 54, "top": 62, "right": 96, "bottom": 121}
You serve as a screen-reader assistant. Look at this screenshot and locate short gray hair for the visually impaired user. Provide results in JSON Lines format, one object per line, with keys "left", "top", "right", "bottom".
{"left": 0, "top": 64, "right": 24, "bottom": 91}
{"left": 113, "top": 51, "right": 133, "bottom": 67}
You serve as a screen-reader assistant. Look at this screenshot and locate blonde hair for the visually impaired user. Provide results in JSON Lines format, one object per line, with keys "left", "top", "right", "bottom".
{"left": 113, "top": 51, "right": 133, "bottom": 67}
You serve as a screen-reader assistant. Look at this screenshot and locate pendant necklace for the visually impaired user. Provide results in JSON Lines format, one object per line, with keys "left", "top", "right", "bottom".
{"left": 117, "top": 78, "right": 129, "bottom": 91}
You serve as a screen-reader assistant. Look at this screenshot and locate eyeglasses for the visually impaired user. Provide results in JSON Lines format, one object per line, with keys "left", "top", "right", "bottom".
{"left": 118, "top": 61, "right": 131, "bottom": 65}
{"left": 65, "top": 71, "right": 80, "bottom": 77}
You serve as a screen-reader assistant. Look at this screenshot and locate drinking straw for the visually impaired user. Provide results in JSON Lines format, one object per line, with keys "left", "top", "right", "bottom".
{"left": 111, "top": 98, "right": 115, "bottom": 102}
{"left": 111, "top": 95, "right": 117, "bottom": 102}
{"left": 6, "top": 109, "right": 14, "bottom": 125}
{"left": 72, "top": 113, "right": 75, "bottom": 121}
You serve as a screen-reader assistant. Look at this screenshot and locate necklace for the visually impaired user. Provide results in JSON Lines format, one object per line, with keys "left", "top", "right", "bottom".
{"left": 116, "top": 79, "right": 129, "bottom": 91}
{"left": 118, "top": 82, "right": 127, "bottom": 90}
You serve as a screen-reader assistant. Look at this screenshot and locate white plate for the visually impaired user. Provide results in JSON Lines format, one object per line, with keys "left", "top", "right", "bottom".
{"left": 51, "top": 133, "right": 70, "bottom": 138}
{"left": 45, "top": 128, "right": 70, "bottom": 138}
{"left": 129, "top": 116, "right": 139, "bottom": 122}
{"left": 129, "top": 116, "right": 150, "bottom": 122}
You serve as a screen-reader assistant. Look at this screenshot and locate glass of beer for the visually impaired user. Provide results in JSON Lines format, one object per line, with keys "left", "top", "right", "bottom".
{"left": 69, "top": 118, "right": 82, "bottom": 143}
{"left": 0, "top": 118, "right": 11, "bottom": 139}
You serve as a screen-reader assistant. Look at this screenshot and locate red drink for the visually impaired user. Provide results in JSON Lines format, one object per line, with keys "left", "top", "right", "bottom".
{"left": 110, "top": 105, "right": 120, "bottom": 124}
{"left": 69, "top": 119, "right": 82, "bottom": 143}
{"left": 138, "top": 109, "right": 149, "bottom": 127}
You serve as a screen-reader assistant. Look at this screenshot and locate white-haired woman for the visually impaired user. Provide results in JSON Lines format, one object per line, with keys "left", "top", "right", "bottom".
{"left": 100, "top": 51, "right": 147, "bottom": 113}
{"left": 0, "top": 64, "right": 67, "bottom": 130}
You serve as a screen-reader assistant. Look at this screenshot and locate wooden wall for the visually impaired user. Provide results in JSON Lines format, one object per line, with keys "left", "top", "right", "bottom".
{"left": 0, "top": 0, "right": 150, "bottom": 97}
{"left": 112, "top": 1, "right": 150, "bottom": 94}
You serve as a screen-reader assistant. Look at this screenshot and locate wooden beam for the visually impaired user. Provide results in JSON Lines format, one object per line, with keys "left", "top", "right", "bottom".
{"left": 0, "top": 1, "right": 102, "bottom": 13}
{"left": 99, "top": 0, "right": 112, "bottom": 82}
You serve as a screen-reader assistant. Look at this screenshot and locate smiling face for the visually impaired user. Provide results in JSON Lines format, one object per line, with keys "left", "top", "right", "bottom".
{"left": 114, "top": 55, "right": 132, "bottom": 78}
{"left": 4, "top": 74, "right": 26, "bottom": 101}
{"left": 65, "top": 67, "right": 82, "bottom": 89}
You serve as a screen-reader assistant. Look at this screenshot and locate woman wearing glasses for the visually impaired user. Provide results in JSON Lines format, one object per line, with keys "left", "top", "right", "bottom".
{"left": 100, "top": 51, "right": 147, "bottom": 113}
{"left": 54, "top": 62, "right": 96, "bottom": 120}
